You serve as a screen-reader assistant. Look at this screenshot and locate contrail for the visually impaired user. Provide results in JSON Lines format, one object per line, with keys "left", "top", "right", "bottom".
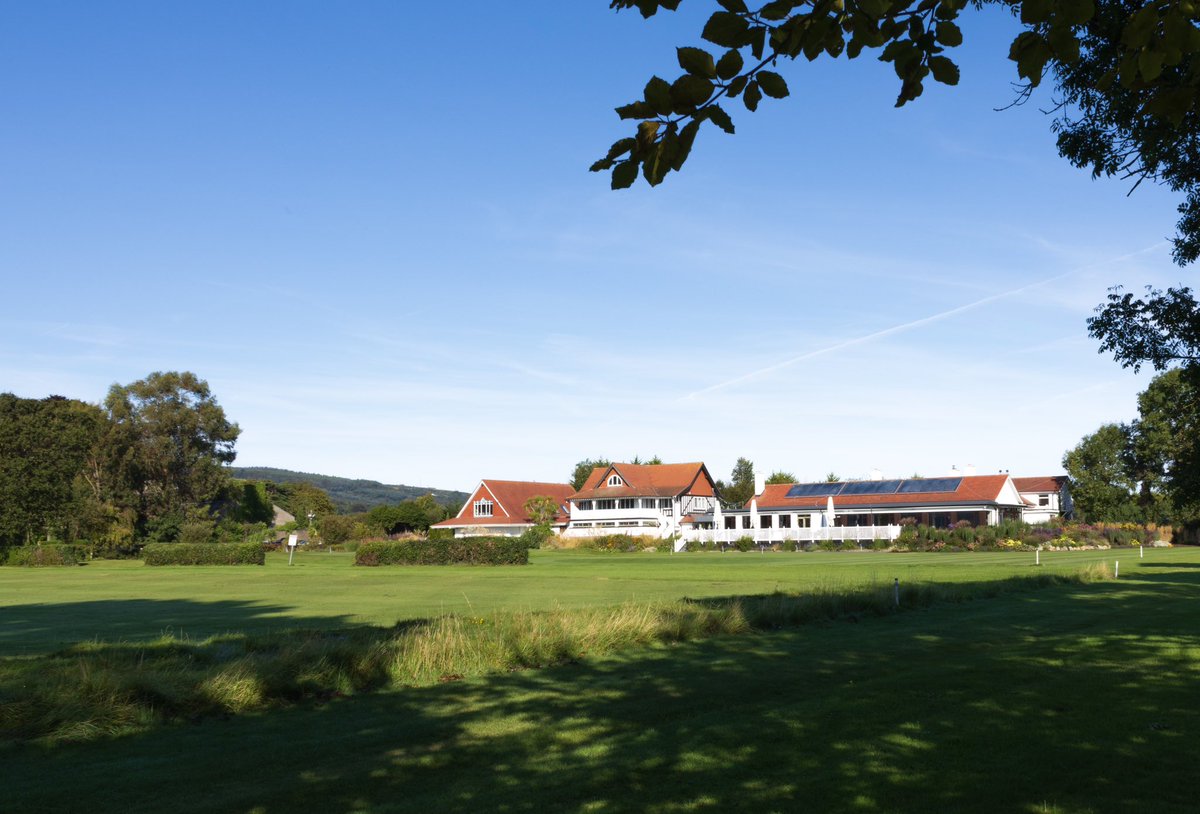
{"left": 680, "top": 242, "right": 1166, "bottom": 401}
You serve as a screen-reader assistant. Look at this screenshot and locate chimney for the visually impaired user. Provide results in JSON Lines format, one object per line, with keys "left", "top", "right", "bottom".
{"left": 869, "top": 468, "right": 883, "bottom": 481}
{"left": 754, "top": 473, "right": 765, "bottom": 497}
{"left": 964, "top": 463, "right": 976, "bottom": 476}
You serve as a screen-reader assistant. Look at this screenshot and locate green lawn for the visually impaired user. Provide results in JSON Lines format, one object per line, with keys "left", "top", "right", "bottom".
{"left": 3, "top": 547, "right": 1197, "bottom": 813}
{"left": 0, "top": 547, "right": 1150, "bottom": 655}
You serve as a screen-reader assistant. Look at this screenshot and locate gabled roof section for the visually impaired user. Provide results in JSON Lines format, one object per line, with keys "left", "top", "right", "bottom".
{"left": 1013, "top": 476, "right": 1069, "bottom": 494}
{"left": 434, "top": 479, "right": 574, "bottom": 528}
{"left": 750, "top": 475, "right": 1021, "bottom": 510}
{"left": 570, "top": 462, "right": 714, "bottom": 501}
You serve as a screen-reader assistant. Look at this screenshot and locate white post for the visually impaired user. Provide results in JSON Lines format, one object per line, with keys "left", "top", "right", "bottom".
{"left": 1115, "top": 560, "right": 1119, "bottom": 578}
{"left": 1140, "top": 544, "right": 1144, "bottom": 559}
{"left": 1036, "top": 548, "right": 1040, "bottom": 566}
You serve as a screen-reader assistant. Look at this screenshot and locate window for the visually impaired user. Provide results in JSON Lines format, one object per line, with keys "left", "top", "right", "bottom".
{"left": 641, "top": 498, "right": 658, "bottom": 509}
{"left": 618, "top": 498, "right": 636, "bottom": 509}
{"left": 473, "top": 500, "right": 493, "bottom": 517}
{"left": 1038, "top": 495, "right": 1050, "bottom": 506}
{"left": 659, "top": 498, "right": 671, "bottom": 508}
{"left": 741, "top": 516, "right": 751, "bottom": 529}
{"left": 577, "top": 500, "right": 593, "bottom": 511}
{"left": 779, "top": 515, "right": 792, "bottom": 529}
{"left": 596, "top": 499, "right": 616, "bottom": 510}
{"left": 796, "top": 515, "right": 812, "bottom": 528}
{"left": 725, "top": 517, "right": 737, "bottom": 529}
{"left": 607, "top": 474, "right": 623, "bottom": 487}
{"left": 760, "top": 515, "right": 773, "bottom": 528}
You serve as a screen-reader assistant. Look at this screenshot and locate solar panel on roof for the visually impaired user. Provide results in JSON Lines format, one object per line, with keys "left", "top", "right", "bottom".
{"left": 840, "top": 480, "right": 903, "bottom": 496}
{"left": 896, "top": 477, "right": 962, "bottom": 494}
{"left": 785, "top": 482, "right": 844, "bottom": 498}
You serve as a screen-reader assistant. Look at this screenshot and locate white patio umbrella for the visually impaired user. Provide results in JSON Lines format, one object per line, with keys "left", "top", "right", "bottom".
{"left": 749, "top": 497, "right": 759, "bottom": 530}
{"left": 825, "top": 495, "right": 836, "bottom": 528}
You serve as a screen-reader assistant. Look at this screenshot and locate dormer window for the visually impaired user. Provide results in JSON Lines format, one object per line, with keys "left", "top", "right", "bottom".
{"left": 474, "top": 499, "right": 493, "bottom": 517}
{"left": 607, "top": 474, "right": 623, "bottom": 487}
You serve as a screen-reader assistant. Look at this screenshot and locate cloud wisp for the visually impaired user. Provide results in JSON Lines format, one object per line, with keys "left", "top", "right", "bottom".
{"left": 680, "top": 242, "right": 1167, "bottom": 402}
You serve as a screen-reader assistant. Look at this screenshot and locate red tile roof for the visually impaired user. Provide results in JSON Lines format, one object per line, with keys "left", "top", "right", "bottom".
{"left": 570, "top": 462, "right": 714, "bottom": 501}
{"left": 1012, "top": 476, "right": 1068, "bottom": 494}
{"left": 749, "top": 475, "right": 1018, "bottom": 510}
{"left": 433, "top": 479, "right": 573, "bottom": 528}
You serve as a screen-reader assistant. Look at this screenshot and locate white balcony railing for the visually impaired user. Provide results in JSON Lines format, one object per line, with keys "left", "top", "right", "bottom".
{"left": 681, "top": 525, "right": 902, "bottom": 545}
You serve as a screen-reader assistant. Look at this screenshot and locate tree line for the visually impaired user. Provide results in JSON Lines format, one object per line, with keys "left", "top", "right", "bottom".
{"left": 0, "top": 371, "right": 455, "bottom": 553}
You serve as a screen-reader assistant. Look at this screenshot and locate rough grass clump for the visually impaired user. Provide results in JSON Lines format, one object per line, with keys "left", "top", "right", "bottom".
{"left": 355, "top": 536, "right": 528, "bottom": 566}
{"left": 142, "top": 542, "right": 265, "bottom": 566}
{"left": 1, "top": 544, "right": 86, "bottom": 567}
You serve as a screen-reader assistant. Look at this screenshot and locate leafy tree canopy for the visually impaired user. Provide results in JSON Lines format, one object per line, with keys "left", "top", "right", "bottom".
{"left": 765, "top": 470, "right": 797, "bottom": 484}
{"left": 524, "top": 495, "right": 563, "bottom": 527}
{"left": 597, "top": 0, "right": 1200, "bottom": 264}
{"left": 571, "top": 458, "right": 613, "bottom": 491}
{"left": 718, "top": 457, "right": 756, "bottom": 506}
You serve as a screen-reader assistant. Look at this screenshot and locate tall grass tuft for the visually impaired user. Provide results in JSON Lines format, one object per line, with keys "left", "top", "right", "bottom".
{"left": 0, "top": 566, "right": 1112, "bottom": 747}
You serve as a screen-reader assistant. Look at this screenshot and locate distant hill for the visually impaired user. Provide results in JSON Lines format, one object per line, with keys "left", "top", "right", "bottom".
{"left": 230, "top": 467, "right": 468, "bottom": 514}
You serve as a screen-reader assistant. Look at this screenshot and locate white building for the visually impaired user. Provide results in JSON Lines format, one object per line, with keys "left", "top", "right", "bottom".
{"left": 564, "top": 462, "right": 718, "bottom": 539}
{"left": 1012, "top": 476, "right": 1073, "bottom": 524}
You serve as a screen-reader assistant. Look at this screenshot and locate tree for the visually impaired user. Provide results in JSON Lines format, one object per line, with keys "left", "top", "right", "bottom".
{"left": 824, "top": 472, "right": 841, "bottom": 483}
{"left": 1089, "top": 286, "right": 1200, "bottom": 371}
{"left": 718, "top": 457, "right": 756, "bottom": 506}
{"left": 570, "top": 458, "right": 612, "bottom": 491}
{"left": 268, "top": 481, "right": 336, "bottom": 527}
{"left": 1062, "top": 423, "right": 1142, "bottom": 522}
{"left": 1127, "top": 367, "right": 1200, "bottom": 520}
{"left": 524, "top": 495, "right": 562, "bottom": 527}
{"left": 101, "top": 371, "right": 240, "bottom": 538}
{"left": 0, "top": 394, "right": 105, "bottom": 545}
{"left": 765, "top": 470, "right": 796, "bottom": 484}
{"left": 595, "top": 2, "right": 1200, "bottom": 261}
{"left": 317, "top": 514, "right": 356, "bottom": 546}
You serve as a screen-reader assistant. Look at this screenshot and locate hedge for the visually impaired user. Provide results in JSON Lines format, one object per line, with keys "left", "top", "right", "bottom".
{"left": 1, "top": 544, "right": 86, "bottom": 567}
{"left": 142, "top": 542, "right": 265, "bottom": 566}
{"left": 355, "top": 536, "right": 528, "bottom": 566}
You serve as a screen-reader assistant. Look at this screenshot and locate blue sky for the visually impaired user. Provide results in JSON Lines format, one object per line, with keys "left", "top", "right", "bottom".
{"left": 0, "top": 2, "right": 1188, "bottom": 490}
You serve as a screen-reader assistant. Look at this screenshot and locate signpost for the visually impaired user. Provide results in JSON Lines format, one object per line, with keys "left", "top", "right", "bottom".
{"left": 287, "top": 533, "right": 298, "bottom": 566}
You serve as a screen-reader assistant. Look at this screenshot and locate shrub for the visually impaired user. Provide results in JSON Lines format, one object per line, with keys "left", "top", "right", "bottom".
{"left": 355, "top": 536, "right": 528, "bottom": 566}
{"left": 518, "top": 526, "right": 554, "bottom": 549}
{"left": 575, "top": 534, "right": 659, "bottom": 552}
{"left": 733, "top": 535, "right": 755, "bottom": 552}
{"left": 2, "top": 544, "right": 86, "bottom": 567}
{"left": 178, "top": 521, "right": 215, "bottom": 545}
{"left": 143, "top": 543, "right": 265, "bottom": 566}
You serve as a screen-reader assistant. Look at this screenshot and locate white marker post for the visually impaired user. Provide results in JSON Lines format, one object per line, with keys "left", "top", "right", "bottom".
{"left": 1036, "top": 548, "right": 1040, "bottom": 566}
{"left": 1115, "top": 560, "right": 1119, "bottom": 579}
{"left": 287, "top": 533, "right": 298, "bottom": 566}
{"left": 1140, "top": 544, "right": 1144, "bottom": 559}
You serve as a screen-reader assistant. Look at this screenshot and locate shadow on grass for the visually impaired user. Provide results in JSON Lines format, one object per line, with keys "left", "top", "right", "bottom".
{"left": 8, "top": 567, "right": 1199, "bottom": 813}
{"left": 0, "top": 598, "right": 367, "bottom": 656}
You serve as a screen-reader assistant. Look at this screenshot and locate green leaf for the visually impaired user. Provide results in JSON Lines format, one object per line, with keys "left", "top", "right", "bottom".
{"left": 743, "top": 79, "right": 762, "bottom": 111}
{"left": 716, "top": 48, "right": 744, "bottom": 80}
{"left": 706, "top": 104, "right": 736, "bottom": 134}
{"left": 677, "top": 46, "right": 717, "bottom": 78}
{"left": 1139, "top": 48, "right": 1166, "bottom": 82}
{"left": 1019, "top": 0, "right": 1052, "bottom": 24}
{"left": 756, "top": 70, "right": 789, "bottom": 98}
{"left": 670, "top": 74, "right": 715, "bottom": 109}
{"left": 592, "top": 137, "right": 636, "bottom": 172}
{"left": 611, "top": 160, "right": 639, "bottom": 190}
{"left": 672, "top": 119, "right": 701, "bottom": 171}
{"left": 935, "top": 21, "right": 963, "bottom": 47}
{"left": 758, "top": 0, "right": 795, "bottom": 21}
{"left": 1123, "top": 8, "right": 1159, "bottom": 50}
{"left": 702, "top": 11, "right": 750, "bottom": 48}
{"left": 716, "top": 0, "right": 748, "bottom": 12}
{"left": 636, "top": 120, "right": 661, "bottom": 152}
{"left": 1057, "top": 0, "right": 1094, "bottom": 26}
{"left": 726, "top": 75, "right": 749, "bottom": 97}
{"left": 615, "top": 101, "right": 655, "bottom": 120}
{"left": 644, "top": 76, "right": 673, "bottom": 115}
{"left": 929, "top": 55, "right": 959, "bottom": 85}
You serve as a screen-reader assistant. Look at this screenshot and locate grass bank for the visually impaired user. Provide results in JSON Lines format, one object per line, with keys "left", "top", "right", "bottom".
{"left": 1, "top": 565, "right": 1111, "bottom": 746}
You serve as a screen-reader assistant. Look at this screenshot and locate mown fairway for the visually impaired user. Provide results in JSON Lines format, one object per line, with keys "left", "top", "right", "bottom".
{"left": 4, "top": 548, "right": 1198, "bottom": 813}
{"left": 0, "top": 547, "right": 1152, "bottom": 654}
